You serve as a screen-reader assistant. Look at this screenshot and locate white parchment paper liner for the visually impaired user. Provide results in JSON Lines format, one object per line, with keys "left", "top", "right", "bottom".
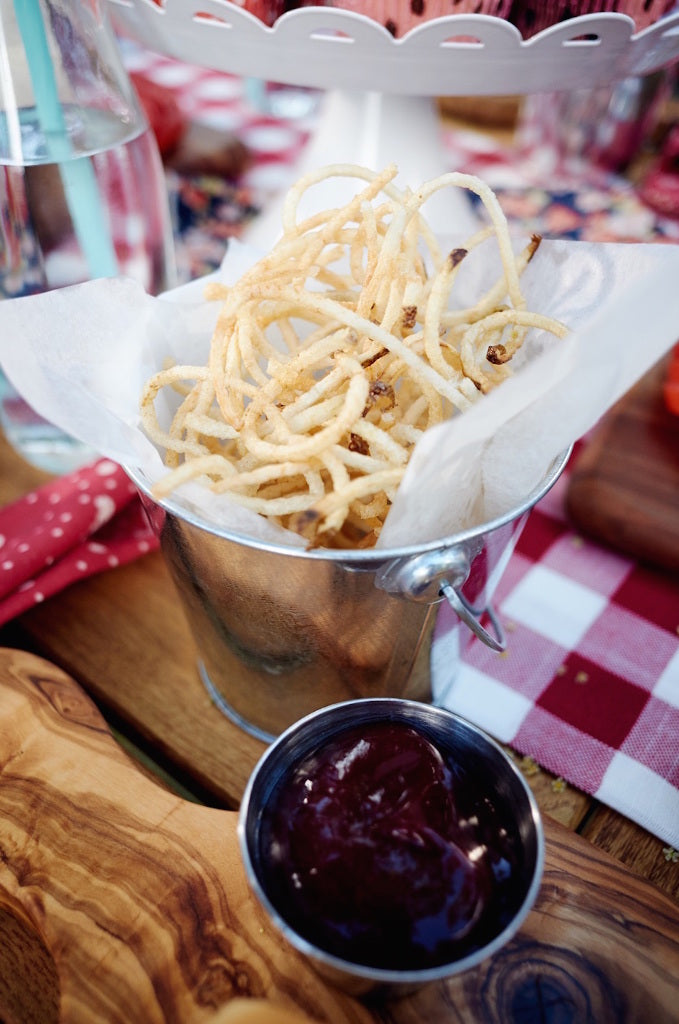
{"left": 1, "top": 237, "right": 679, "bottom": 550}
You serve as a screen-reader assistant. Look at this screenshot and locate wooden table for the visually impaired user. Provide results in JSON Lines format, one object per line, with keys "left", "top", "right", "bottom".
{"left": 1, "top": 430, "right": 678, "bottom": 1023}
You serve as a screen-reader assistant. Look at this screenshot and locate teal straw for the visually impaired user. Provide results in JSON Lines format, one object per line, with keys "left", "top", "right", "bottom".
{"left": 15, "top": 0, "right": 119, "bottom": 278}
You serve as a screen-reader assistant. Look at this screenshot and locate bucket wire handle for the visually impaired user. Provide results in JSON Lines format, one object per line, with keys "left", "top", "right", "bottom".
{"left": 440, "top": 580, "right": 506, "bottom": 653}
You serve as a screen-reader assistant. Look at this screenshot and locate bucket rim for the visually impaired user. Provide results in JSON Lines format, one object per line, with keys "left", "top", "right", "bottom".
{"left": 124, "top": 446, "right": 571, "bottom": 562}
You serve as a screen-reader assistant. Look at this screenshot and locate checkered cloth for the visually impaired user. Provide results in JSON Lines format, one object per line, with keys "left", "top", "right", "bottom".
{"left": 120, "top": 43, "right": 679, "bottom": 848}
{"left": 432, "top": 453, "right": 679, "bottom": 850}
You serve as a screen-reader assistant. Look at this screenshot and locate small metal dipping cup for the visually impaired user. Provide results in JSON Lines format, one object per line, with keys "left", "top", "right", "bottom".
{"left": 238, "top": 698, "right": 544, "bottom": 1000}
{"left": 127, "top": 449, "right": 568, "bottom": 741}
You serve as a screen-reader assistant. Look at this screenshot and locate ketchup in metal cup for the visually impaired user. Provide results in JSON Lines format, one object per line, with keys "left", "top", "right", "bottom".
{"left": 258, "top": 721, "right": 521, "bottom": 971}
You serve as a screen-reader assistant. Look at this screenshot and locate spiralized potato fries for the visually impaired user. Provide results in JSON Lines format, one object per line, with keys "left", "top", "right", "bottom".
{"left": 141, "top": 164, "right": 568, "bottom": 548}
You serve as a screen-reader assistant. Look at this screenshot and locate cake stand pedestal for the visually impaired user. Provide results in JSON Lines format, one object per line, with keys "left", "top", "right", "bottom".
{"left": 245, "top": 88, "right": 481, "bottom": 246}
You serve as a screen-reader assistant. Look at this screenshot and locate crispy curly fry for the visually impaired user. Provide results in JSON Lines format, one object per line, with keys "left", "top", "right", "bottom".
{"left": 141, "top": 164, "right": 566, "bottom": 546}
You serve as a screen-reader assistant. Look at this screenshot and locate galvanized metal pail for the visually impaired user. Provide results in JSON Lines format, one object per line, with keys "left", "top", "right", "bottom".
{"left": 128, "top": 449, "right": 569, "bottom": 742}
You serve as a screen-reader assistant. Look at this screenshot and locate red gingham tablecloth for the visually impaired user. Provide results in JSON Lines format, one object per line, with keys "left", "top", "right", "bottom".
{"left": 9, "top": 42, "right": 674, "bottom": 849}
{"left": 433, "top": 460, "right": 679, "bottom": 850}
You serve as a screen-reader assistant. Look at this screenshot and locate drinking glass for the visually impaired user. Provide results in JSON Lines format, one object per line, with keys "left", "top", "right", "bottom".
{"left": 0, "top": 0, "right": 176, "bottom": 473}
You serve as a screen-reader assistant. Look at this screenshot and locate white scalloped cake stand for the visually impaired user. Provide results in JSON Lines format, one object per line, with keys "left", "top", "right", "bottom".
{"left": 109, "top": 5, "right": 679, "bottom": 93}
{"left": 108, "top": 2, "right": 679, "bottom": 240}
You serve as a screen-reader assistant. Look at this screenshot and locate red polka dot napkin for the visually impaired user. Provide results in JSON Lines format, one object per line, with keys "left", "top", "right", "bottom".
{"left": 0, "top": 460, "right": 158, "bottom": 626}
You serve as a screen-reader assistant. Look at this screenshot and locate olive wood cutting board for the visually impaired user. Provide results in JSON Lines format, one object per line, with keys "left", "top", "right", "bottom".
{"left": 567, "top": 355, "right": 679, "bottom": 571}
{"left": 0, "top": 648, "right": 678, "bottom": 1024}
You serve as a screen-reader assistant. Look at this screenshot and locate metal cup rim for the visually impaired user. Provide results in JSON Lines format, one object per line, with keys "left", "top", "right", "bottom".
{"left": 237, "top": 697, "right": 545, "bottom": 989}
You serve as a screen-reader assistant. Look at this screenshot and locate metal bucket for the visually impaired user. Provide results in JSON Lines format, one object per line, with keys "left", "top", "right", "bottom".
{"left": 128, "top": 449, "right": 569, "bottom": 742}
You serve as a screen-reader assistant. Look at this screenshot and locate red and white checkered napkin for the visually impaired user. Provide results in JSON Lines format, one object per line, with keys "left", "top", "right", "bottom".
{"left": 431, "top": 461, "right": 679, "bottom": 850}
{"left": 0, "top": 461, "right": 158, "bottom": 626}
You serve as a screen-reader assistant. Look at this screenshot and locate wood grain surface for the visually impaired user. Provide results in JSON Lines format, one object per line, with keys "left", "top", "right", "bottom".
{"left": 567, "top": 355, "right": 679, "bottom": 570}
{"left": 1, "top": 648, "right": 678, "bottom": 1024}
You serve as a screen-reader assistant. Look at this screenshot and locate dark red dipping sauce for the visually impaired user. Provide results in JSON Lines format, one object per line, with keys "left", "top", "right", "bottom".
{"left": 258, "top": 720, "right": 521, "bottom": 971}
